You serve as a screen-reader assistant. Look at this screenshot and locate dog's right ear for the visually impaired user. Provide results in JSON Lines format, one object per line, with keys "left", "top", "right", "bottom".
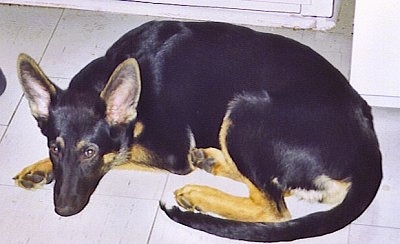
{"left": 17, "top": 53, "right": 58, "bottom": 125}
{"left": 101, "top": 58, "right": 141, "bottom": 126}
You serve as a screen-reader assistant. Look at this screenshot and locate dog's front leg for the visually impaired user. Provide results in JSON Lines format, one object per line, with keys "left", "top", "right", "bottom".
{"left": 13, "top": 158, "right": 53, "bottom": 189}
{"left": 174, "top": 184, "right": 291, "bottom": 222}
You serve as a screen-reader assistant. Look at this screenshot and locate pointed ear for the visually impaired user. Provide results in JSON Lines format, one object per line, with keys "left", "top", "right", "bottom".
{"left": 17, "top": 53, "right": 58, "bottom": 122}
{"left": 101, "top": 58, "right": 141, "bottom": 125}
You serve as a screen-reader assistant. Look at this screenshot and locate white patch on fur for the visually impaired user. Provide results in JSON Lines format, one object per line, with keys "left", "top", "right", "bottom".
{"left": 279, "top": 175, "right": 351, "bottom": 206}
{"left": 187, "top": 126, "right": 196, "bottom": 149}
{"left": 289, "top": 188, "right": 325, "bottom": 203}
{"left": 314, "top": 175, "right": 351, "bottom": 205}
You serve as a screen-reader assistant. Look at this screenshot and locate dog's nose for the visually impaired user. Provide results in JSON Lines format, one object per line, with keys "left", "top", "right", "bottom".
{"left": 55, "top": 205, "right": 79, "bottom": 217}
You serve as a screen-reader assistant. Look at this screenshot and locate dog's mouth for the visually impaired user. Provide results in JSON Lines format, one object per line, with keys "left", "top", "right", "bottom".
{"left": 54, "top": 192, "right": 92, "bottom": 217}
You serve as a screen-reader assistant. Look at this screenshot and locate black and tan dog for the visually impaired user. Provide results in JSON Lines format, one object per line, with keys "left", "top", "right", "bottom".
{"left": 14, "top": 21, "right": 381, "bottom": 242}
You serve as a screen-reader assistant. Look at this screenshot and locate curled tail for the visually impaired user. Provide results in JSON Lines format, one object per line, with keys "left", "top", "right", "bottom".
{"left": 161, "top": 170, "right": 382, "bottom": 242}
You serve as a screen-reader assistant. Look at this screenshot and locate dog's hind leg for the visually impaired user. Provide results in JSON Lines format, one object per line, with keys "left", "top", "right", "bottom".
{"left": 189, "top": 118, "right": 253, "bottom": 184}
{"left": 190, "top": 117, "right": 252, "bottom": 182}
{"left": 177, "top": 117, "right": 291, "bottom": 222}
{"left": 13, "top": 158, "right": 53, "bottom": 189}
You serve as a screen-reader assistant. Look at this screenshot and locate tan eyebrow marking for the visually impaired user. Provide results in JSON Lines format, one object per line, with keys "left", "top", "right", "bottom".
{"left": 56, "top": 137, "right": 65, "bottom": 149}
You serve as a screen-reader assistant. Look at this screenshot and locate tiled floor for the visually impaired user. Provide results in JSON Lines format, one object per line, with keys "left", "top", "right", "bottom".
{"left": 0, "top": 2, "right": 399, "bottom": 244}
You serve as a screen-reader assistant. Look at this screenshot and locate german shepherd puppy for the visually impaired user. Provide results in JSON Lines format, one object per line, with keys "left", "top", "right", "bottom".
{"left": 14, "top": 21, "right": 382, "bottom": 242}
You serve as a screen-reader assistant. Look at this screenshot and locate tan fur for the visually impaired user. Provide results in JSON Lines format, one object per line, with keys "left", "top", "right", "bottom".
{"left": 56, "top": 137, "right": 65, "bottom": 149}
{"left": 103, "top": 143, "right": 163, "bottom": 172}
{"left": 133, "top": 121, "right": 145, "bottom": 138}
{"left": 76, "top": 140, "right": 88, "bottom": 152}
{"left": 175, "top": 184, "right": 289, "bottom": 222}
{"left": 13, "top": 158, "right": 53, "bottom": 189}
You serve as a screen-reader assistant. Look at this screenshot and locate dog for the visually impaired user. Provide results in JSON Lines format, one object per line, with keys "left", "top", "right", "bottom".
{"left": 14, "top": 20, "right": 382, "bottom": 242}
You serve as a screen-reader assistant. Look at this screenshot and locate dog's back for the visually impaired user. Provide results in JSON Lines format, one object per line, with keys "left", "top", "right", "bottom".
{"left": 76, "top": 21, "right": 352, "bottom": 148}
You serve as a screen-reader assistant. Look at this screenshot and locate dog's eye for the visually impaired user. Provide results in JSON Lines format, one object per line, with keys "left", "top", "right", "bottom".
{"left": 49, "top": 145, "right": 59, "bottom": 155}
{"left": 83, "top": 146, "right": 98, "bottom": 159}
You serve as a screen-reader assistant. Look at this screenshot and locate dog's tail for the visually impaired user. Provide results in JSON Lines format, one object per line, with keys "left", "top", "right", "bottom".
{"left": 161, "top": 162, "right": 382, "bottom": 242}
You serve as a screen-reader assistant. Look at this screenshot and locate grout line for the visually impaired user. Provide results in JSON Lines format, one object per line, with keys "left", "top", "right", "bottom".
{"left": 0, "top": 125, "right": 7, "bottom": 143}
{"left": 38, "top": 8, "right": 65, "bottom": 65}
{"left": 146, "top": 203, "right": 159, "bottom": 244}
{"left": 347, "top": 224, "right": 353, "bottom": 244}
{"left": 352, "top": 222, "right": 400, "bottom": 230}
{"left": 93, "top": 192, "right": 162, "bottom": 202}
{"left": 0, "top": 94, "right": 24, "bottom": 142}
{"left": 1, "top": 8, "right": 66, "bottom": 142}
{"left": 146, "top": 173, "right": 171, "bottom": 244}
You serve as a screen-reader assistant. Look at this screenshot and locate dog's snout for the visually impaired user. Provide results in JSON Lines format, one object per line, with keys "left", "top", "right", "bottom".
{"left": 53, "top": 173, "right": 101, "bottom": 217}
{"left": 54, "top": 193, "right": 83, "bottom": 217}
{"left": 55, "top": 205, "right": 79, "bottom": 217}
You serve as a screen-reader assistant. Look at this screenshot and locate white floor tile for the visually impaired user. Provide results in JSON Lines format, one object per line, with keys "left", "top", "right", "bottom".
{"left": 0, "top": 5, "right": 62, "bottom": 125}
{"left": 97, "top": 170, "right": 168, "bottom": 200}
{"left": 0, "top": 98, "right": 48, "bottom": 187}
{"left": 349, "top": 224, "right": 400, "bottom": 244}
{"left": 0, "top": 185, "right": 158, "bottom": 244}
{"left": 40, "top": 9, "right": 157, "bottom": 79}
{"left": 355, "top": 107, "right": 400, "bottom": 228}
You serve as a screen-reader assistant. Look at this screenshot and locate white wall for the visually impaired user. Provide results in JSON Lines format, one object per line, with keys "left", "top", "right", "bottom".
{"left": 350, "top": 1, "right": 400, "bottom": 108}
{"left": 0, "top": 0, "right": 338, "bottom": 30}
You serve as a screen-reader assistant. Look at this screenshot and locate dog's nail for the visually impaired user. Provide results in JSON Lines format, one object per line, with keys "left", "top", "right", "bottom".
{"left": 46, "top": 172, "right": 54, "bottom": 184}
{"left": 179, "top": 198, "right": 193, "bottom": 209}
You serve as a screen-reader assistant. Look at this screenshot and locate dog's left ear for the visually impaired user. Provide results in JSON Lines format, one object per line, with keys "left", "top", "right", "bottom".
{"left": 101, "top": 58, "right": 141, "bottom": 125}
{"left": 17, "top": 53, "right": 59, "bottom": 129}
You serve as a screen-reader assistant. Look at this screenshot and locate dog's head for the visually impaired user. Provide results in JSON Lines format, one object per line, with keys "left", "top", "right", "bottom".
{"left": 17, "top": 54, "right": 141, "bottom": 216}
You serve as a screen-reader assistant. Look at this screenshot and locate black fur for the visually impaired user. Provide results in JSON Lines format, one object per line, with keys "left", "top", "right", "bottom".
{"left": 0, "top": 68, "right": 6, "bottom": 95}
{"left": 18, "top": 21, "right": 381, "bottom": 241}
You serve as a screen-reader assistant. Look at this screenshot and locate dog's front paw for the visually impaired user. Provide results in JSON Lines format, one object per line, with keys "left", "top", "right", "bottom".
{"left": 190, "top": 148, "right": 216, "bottom": 173}
{"left": 174, "top": 185, "right": 206, "bottom": 212}
{"left": 13, "top": 158, "right": 53, "bottom": 189}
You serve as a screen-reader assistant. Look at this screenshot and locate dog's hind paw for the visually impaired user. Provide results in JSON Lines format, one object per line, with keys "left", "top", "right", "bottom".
{"left": 13, "top": 158, "right": 53, "bottom": 189}
{"left": 190, "top": 148, "right": 217, "bottom": 173}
